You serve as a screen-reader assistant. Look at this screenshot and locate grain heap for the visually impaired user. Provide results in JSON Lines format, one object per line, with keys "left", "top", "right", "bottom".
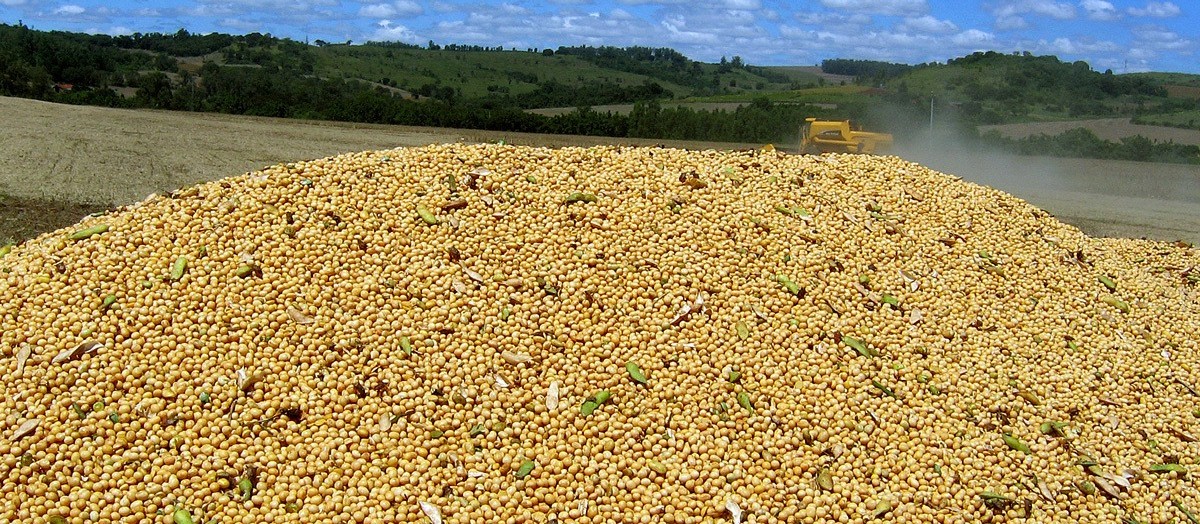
{"left": 1, "top": 143, "right": 1198, "bottom": 524}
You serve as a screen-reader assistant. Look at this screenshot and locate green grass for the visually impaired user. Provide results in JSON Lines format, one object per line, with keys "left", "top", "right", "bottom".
{"left": 685, "top": 85, "right": 872, "bottom": 104}
{"left": 1135, "top": 109, "right": 1200, "bottom": 130}
{"left": 311, "top": 46, "right": 798, "bottom": 101}
{"left": 1127, "top": 72, "right": 1200, "bottom": 87}
{"left": 314, "top": 47, "right": 695, "bottom": 98}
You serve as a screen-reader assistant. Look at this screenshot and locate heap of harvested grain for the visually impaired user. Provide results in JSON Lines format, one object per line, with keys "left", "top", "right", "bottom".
{"left": 1, "top": 144, "right": 1198, "bottom": 524}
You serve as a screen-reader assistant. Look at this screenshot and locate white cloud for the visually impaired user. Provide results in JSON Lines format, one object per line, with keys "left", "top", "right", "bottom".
{"left": 1127, "top": 1, "right": 1181, "bottom": 17}
{"left": 900, "top": 15, "right": 958, "bottom": 34}
{"left": 53, "top": 4, "right": 86, "bottom": 15}
{"left": 951, "top": 28, "right": 995, "bottom": 47}
{"left": 1132, "top": 24, "right": 1192, "bottom": 50}
{"left": 359, "top": 1, "right": 422, "bottom": 18}
{"left": 819, "top": 0, "right": 927, "bottom": 16}
{"left": 373, "top": 19, "right": 421, "bottom": 42}
{"left": 220, "top": 17, "right": 261, "bottom": 32}
{"left": 991, "top": 1, "right": 1075, "bottom": 30}
{"left": 1080, "top": 0, "right": 1118, "bottom": 21}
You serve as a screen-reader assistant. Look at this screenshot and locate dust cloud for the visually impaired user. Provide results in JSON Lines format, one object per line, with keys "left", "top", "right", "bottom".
{"left": 878, "top": 108, "right": 1200, "bottom": 243}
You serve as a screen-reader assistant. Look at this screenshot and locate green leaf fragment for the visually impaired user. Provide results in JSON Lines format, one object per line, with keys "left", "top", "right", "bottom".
{"left": 417, "top": 204, "right": 439, "bottom": 225}
{"left": 48, "top": 516, "right": 67, "bottom": 524}
{"left": 1175, "top": 499, "right": 1200, "bottom": 524}
{"left": 0, "top": 244, "right": 11, "bottom": 259}
{"left": 648, "top": 459, "right": 667, "bottom": 475}
{"left": 469, "top": 424, "right": 485, "bottom": 436}
{"left": 565, "top": 192, "right": 597, "bottom": 204}
{"left": 70, "top": 224, "right": 109, "bottom": 241}
{"left": 430, "top": 430, "right": 444, "bottom": 439}
{"left": 238, "top": 477, "right": 254, "bottom": 500}
{"left": 581, "top": 391, "right": 612, "bottom": 415}
{"left": 400, "top": 336, "right": 413, "bottom": 356}
{"left": 980, "top": 491, "right": 1014, "bottom": 509}
{"left": 735, "top": 321, "right": 750, "bottom": 340}
{"left": 108, "top": 412, "right": 120, "bottom": 424}
{"left": 1002, "top": 433, "right": 1031, "bottom": 454}
{"left": 737, "top": 391, "right": 753, "bottom": 412}
{"left": 776, "top": 274, "right": 801, "bottom": 295}
{"left": 727, "top": 371, "right": 742, "bottom": 383}
{"left": 1150, "top": 463, "right": 1187, "bottom": 473}
{"left": 173, "top": 508, "right": 195, "bottom": 524}
{"left": 169, "top": 256, "right": 188, "bottom": 281}
{"left": 843, "top": 336, "right": 877, "bottom": 358}
{"left": 235, "top": 264, "right": 258, "bottom": 278}
{"left": 516, "top": 460, "right": 535, "bottom": 479}
{"left": 881, "top": 293, "right": 898, "bottom": 307}
{"left": 1101, "top": 295, "right": 1131, "bottom": 313}
{"left": 626, "top": 362, "right": 648, "bottom": 384}
{"left": 1098, "top": 274, "right": 1117, "bottom": 291}
{"left": 594, "top": 390, "right": 612, "bottom": 404}
{"left": 1039, "top": 421, "right": 1070, "bottom": 438}
{"left": 872, "top": 380, "right": 896, "bottom": 398}
{"left": 816, "top": 468, "right": 833, "bottom": 491}
{"left": 101, "top": 294, "right": 117, "bottom": 310}
{"left": 500, "top": 306, "right": 511, "bottom": 321}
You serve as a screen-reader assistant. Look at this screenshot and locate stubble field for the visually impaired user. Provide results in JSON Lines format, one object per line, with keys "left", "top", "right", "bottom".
{"left": 1, "top": 96, "right": 1197, "bottom": 244}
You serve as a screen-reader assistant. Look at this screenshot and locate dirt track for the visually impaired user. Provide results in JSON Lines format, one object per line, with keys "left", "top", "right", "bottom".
{"left": 1, "top": 96, "right": 1197, "bottom": 244}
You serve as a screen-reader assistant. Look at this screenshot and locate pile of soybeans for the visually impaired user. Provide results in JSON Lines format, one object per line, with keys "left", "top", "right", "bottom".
{"left": 1, "top": 143, "right": 1199, "bottom": 524}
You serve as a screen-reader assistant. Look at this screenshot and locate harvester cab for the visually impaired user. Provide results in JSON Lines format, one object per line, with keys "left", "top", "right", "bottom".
{"left": 799, "top": 118, "right": 893, "bottom": 155}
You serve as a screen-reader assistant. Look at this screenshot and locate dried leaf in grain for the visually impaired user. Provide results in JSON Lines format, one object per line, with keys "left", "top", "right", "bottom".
{"left": 400, "top": 336, "right": 413, "bottom": 356}
{"left": 11, "top": 419, "right": 39, "bottom": 441}
{"left": 501, "top": 351, "right": 533, "bottom": 365}
{"left": 15, "top": 346, "right": 30, "bottom": 374}
{"left": 418, "top": 501, "right": 443, "bottom": 524}
{"left": 462, "top": 266, "right": 484, "bottom": 283}
{"left": 53, "top": 341, "right": 102, "bottom": 364}
{"left": 546, "top": 381, "right": 560, "bottom": 411}
{"left": 286, "top": 307, "right": 314, "bottom": 324}
{"left": 725, "top": 499, "right": 743, "bottom": 524}
{"left": 1092, "top": 475, "right": 1122, "bottom": 498}
{"left": 1034, "top": 475, "right": 1054, "bottom": 502}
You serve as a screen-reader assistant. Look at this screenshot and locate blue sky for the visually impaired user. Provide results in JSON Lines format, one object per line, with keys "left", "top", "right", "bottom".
{"left": 1, "top": 0, "right": 1195, "bottom": 73}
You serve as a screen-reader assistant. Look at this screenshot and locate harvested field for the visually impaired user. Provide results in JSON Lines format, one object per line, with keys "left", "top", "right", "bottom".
{"left": 979, "top": 118, "right": 1200, "bottom": 146}
{"left": 0, "top": 97, "right": 1196, "bottom": 245}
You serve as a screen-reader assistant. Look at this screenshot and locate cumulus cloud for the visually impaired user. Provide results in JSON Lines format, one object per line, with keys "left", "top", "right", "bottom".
{"left": 819, "top": 0, "right": 927, "bottom": 16}
{"left": 1127, "top": 1, "right": 1181, "bottom": 17}
{"left": 53, "top": 4, "right": 86, "bottom": 15}
{"left": 992, "top": 1, "right": 1076, "bottom": 30}
{"left": 1080, "top": 0, "right": 1119, "bottom": 21}
{"left": 359, "top": 1, "right": 422, "bottom": 18}
{"left": 900, "top": 15, "right": 958, "bottom": 34}
{"left": 373, "top": 19, "right": 421, "bottom": 42}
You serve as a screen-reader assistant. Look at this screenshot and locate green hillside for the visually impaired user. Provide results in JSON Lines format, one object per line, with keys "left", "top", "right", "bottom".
{"left": 0, "top": 24, "right": 1195, "bottom": 162}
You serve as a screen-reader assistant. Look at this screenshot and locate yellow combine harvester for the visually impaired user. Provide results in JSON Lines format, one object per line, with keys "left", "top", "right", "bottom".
{"left": 799, "top": 118, "right": 893, "bottom": 154}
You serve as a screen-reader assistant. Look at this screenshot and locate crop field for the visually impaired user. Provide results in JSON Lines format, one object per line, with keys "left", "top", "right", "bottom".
{"left": 1, "top": 96, "right": 1197, "bottom": 244}
{"left": 979, "top": 118, "right": 1200, "bottom": 146}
